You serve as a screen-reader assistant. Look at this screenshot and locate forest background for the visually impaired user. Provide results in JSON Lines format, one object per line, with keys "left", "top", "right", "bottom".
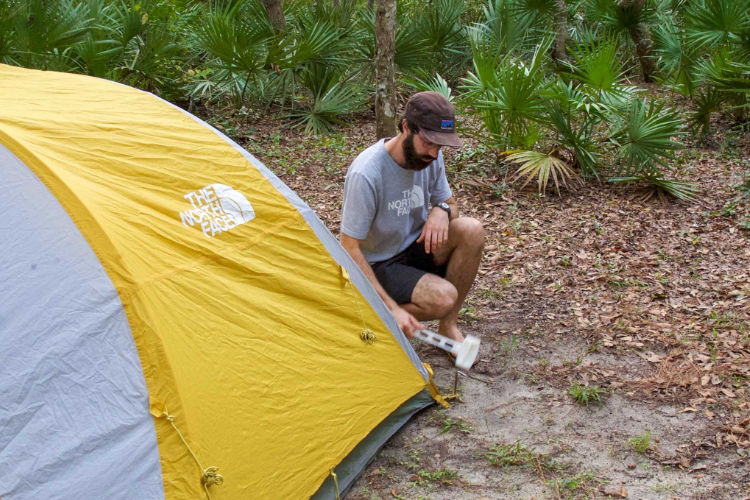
{"left": 2, "top": 0, "right": 749, "bottom": 497}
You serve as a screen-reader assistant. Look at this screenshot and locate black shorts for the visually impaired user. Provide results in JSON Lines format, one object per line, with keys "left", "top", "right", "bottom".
{"left": 371, "top": 239, "right": 447, "bottom": 304}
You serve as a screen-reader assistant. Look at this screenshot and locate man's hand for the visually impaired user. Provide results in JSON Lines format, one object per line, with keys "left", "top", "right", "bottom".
{"left": 391, "top": 305, "right": 424, "bottom": 338}
{"left": 417, "top": 206, "right": 449, "bottom": 254}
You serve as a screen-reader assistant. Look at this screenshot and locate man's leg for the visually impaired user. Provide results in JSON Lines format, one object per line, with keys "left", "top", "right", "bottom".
{"left": 403, "top": 217, "right": 485, "bottom": 342}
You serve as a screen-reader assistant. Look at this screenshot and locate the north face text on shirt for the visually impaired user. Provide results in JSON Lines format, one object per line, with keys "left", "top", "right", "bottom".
{"left": 387, "top": 185, "right": 424, "bottom": 216}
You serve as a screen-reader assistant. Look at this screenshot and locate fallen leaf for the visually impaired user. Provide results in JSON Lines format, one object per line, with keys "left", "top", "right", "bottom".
{"left": 601, "top": 485, "right": 628, "bottom": 498}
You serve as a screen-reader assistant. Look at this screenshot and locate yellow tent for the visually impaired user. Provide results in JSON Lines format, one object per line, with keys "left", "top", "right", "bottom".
{"left": 0, "top": 64, "right": 443, "bottom": 499}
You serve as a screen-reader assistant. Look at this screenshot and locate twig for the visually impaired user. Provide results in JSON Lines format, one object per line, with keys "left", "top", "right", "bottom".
{"left": 457, "top": 370, "right": 494, "bottom": 384}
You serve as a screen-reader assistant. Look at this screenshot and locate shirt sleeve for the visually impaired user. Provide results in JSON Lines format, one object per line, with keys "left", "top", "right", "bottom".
{"left": 429, "top": 153, "right": 452, "bottom": 205}
{"left": 341, "top": 171, "right": 376, "bottom": 240}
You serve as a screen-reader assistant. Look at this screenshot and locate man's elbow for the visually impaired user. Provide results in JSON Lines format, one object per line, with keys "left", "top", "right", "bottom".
{"left": 340, "top": 233, "right": 360, "bottom": 255}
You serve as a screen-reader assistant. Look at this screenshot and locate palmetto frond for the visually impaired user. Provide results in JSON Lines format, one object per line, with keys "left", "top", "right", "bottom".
{"left": 698, "top": 49, "right": 750, "bottom": 92}
{"left": 612, "top": 98, "right": 684, "bottom": 175}
{"left": 472, "top": 0, "right": 538, "bottom": 55}
{"left": 684, "top": 0, "right": 750, "bottom": 51}
{"left": 609, "top": 173, "right": 700, "bottom": 202}
{"left": 546, "top": 103, "right": 601, "bottom": 178}
{"left": 651, "top": 18, "right": 700, "bottom": 94}
{"left": 10, "top": 0, "right": 91, "bottom": 68}
{"left": 194, "top": 3, "right": 271, "bottom": 75}
{"left": 402, "top": 73, "right": 453, "bottom": 101}
{"left": 393, "top": 14, "right": 431, "bottom": 73}
{"left": 292, "top": 65, "right": 364, "bottom": 135}
{"left": 469, "top": 39, "right": 552, "bottom": 148}
{"left": 506, "top": 149, "right": 581, "bottom": 195}
{"left": 564, "top": 36, "right": 629, "bottom": 95}
{"left": 688, "top": 87, "right": 725, "bottom": 136}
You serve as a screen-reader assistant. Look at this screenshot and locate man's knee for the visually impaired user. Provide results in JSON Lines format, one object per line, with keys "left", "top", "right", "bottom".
{"left": 412, "top": 276, "right": 457, "bottom": 316}
{"left": 451, "top": 217, "right": 485, "bottom": 249}
{"left": 433, "top": 281, "right": 458, "bottom": 314}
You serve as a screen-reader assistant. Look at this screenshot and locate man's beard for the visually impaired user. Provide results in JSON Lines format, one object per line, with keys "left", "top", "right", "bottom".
{"left": 402, "top": 132, "right": 437, "bottom": 170}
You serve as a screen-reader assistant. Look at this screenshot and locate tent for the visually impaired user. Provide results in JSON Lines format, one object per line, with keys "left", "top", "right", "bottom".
{"left": 0, "top": 64, "right": 446, "bottom": 499}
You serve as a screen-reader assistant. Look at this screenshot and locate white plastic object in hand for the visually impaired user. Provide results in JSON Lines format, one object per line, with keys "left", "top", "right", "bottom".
{"left": 413, "top": 329, "right": 481, "bottom": 371}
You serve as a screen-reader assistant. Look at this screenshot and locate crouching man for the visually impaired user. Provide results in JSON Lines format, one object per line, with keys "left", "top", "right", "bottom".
{"left": 340, "top": 91, "right": 485, "bottom": 342}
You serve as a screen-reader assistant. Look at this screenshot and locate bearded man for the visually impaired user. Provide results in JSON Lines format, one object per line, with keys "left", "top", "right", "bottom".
{"left": 340, "top": 91, "right": 485, "bottom": 342}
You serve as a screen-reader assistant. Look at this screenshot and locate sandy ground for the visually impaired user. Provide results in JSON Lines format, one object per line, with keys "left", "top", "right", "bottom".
{"left": 348, "top": 319, "right": 749, "bottom": 499}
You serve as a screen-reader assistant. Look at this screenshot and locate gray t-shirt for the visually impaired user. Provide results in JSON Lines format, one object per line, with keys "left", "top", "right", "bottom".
{"left": 341, "top": 138, "right": 452, "bottom": 263}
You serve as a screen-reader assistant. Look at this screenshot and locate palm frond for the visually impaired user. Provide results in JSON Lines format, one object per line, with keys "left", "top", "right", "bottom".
{"left": 546, "top": 103, "right": 601, "bottom": 178}
{"left": 194, "top": 3, "right": 271, "bottom": 75}
{"left": 394, "top": 15, "right": 431, "bottom": 73}
{"left": 651, "top": 18, "right": 700, "bottom": 94}
{"left": 688, "top": 87, "right": 725, "bottom": 136}
{"left": 291, "top": 65, "right": 364, "bottom": 135}
{"left": 684, "top": 0, "right": 750, "bottom": 51}
{"left": 472, "top": 0, "right": 538, "bottom": 54}
{"left": 506, "top": 149, "right": 581, "bottom": 195}
{"left": 472, "top": 48, "right": 548, "bottom": 148}
{"left": 698, "top": 49, "right": 750, "bottom": 93}
{"left": 612, "top": 98, "right": 684, "bottom": 176}
{"left": 10, "top": 0, "right": 91, "bottom": 68}
{"left": 609, "top": 173, "right": 700, "bottom": 202}
{"left": 401, "top": 73, "right": 453, "bottom": 100}
{"left": 564, "top": 35, "right": 629, "bottom": 95}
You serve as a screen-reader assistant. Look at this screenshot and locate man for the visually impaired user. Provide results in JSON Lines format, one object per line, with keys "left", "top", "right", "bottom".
{"left": 340, "top": 91, "right": 484, "bottom": 342}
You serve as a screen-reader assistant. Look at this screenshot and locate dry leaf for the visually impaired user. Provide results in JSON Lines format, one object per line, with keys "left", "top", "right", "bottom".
{"left": 601, "top": 485, "right": 628, "bottom": 498}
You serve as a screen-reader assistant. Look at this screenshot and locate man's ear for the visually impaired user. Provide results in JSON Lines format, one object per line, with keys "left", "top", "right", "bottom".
{"left": 401, "top": 119, "right": 410, "bottom": 134}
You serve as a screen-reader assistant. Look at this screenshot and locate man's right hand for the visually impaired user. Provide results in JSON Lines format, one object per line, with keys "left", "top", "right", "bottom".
{"left": 391, "top": 306, "right": 423, "bottom": 338}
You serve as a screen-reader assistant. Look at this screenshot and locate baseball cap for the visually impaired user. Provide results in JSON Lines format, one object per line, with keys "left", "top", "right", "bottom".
{"left": 404, "top": 91, "right": 462, "bottom": 147}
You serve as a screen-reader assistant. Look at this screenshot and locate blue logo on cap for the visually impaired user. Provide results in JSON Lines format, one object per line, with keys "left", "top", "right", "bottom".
{"left": 441, "top": 120, "right": 454, "bottom": 130}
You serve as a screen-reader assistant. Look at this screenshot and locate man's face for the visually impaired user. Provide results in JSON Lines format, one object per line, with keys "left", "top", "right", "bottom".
{"left": 402, "top": 129, "right": 441, "bottom": 171}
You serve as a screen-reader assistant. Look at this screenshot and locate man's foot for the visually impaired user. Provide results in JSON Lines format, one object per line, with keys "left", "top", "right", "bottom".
{"left": 438, "top": 323, "right": 464, "bottom": 344}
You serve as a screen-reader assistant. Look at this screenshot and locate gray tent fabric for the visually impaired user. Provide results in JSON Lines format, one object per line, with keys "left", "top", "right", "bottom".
{"left": 0, "top": 144, "right": 164, "bottom": 499}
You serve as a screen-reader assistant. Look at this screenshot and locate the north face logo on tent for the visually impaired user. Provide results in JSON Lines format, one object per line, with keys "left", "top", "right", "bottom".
{"left": 179, "top": 183, "right": 255, "bottom": 237}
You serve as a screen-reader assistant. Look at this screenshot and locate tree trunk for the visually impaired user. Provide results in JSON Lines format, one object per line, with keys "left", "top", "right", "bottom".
{"left": 374, "top": 0, "right": 397, "bottom": 139}
{"left": 553, "top": 0, "right": 567, "bottom": 62}
{"left": 262, "top": 0, "right": 286, "bottom": 32}
{"left": 617, "top": 0, "right": 655, "bottom": 82}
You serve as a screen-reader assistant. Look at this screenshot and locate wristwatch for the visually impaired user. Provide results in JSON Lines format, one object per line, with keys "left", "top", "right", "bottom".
{"left": 434, "top": 202, "right": 451, "bottom": 219}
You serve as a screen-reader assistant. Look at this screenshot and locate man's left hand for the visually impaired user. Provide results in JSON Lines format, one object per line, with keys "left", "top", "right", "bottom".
{"left": 417, "top": 207, "right": 449, "bottom": 254}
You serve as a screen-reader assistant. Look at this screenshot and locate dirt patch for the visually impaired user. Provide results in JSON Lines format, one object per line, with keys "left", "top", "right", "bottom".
{"left": 350, "top": 323, "right": 749, "bottom": 499}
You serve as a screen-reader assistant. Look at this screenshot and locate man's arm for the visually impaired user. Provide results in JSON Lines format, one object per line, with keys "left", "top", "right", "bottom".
{"left": 417, "top": 195, "right": 458, "bottom": 254}
{"left": 340, "top": 233, "right": 423, "bottom": 338}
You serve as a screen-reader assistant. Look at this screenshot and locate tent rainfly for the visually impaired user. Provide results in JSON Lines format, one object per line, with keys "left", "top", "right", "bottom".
{"left": 0, "top": 64, "right": 446, "bottom": 500}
